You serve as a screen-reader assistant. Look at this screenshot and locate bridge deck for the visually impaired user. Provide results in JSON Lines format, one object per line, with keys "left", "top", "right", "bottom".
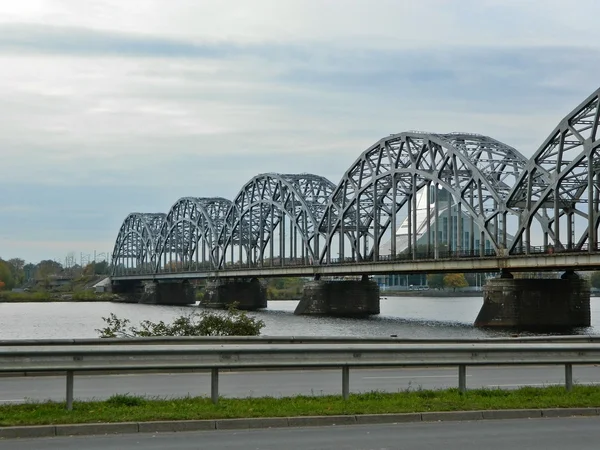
{"left": 111, "top": 252, "right": 600, "bottom": 281}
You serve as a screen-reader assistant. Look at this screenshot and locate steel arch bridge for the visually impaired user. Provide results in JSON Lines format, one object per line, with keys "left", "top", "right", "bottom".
{"left": 111, "top": 88, "right": 600, "bottom": 278}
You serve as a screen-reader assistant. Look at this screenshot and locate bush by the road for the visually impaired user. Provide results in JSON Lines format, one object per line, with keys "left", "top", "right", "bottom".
{"left": 96, "top": 305, "right": 265, "bottom": 338}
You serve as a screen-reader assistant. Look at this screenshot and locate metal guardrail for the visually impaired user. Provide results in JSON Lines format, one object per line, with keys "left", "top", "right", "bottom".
{"left": 2, "top": 341, "right": 600, "bottom": 410}
{"left": 2, "top": 335, "right": 599, "bottom": 346}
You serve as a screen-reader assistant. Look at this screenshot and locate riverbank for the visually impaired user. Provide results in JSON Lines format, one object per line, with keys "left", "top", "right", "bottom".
{"left": 0, "top": 385, "right": 598, "bottom": 428}
{"left": 0, "top": 292, "right": 485, "bottom": 302}
{"left": 264, "top": 289, "right": 485, "bottom": 300}
{"left": 0, "top": 291, "right": 117, "bottom": 303}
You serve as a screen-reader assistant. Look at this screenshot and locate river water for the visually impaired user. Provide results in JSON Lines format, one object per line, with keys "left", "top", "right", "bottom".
{"left": 1, "top": 296, "right": 599, "bottom": 340}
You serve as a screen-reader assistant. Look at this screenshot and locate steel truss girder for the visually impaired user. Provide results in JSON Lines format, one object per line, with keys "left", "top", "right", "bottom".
{"left": 506, "top": 88, "right": 600, "bottom": 253}
{"left": 154, "top": 197, "right": 233, "bottom": 270}
{"left": 318, "top": 132, "right": 530, "bottom": 263}
{"left": 110, "top": 213, "right": 166, "bottom": 275}
{"left": 218, "top": 173, "right": 336, "bottom": 268}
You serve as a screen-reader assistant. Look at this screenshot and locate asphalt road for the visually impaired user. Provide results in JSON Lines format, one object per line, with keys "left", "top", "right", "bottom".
{"left": 1, "top": 365, "right": 600, "bottom": 403}
{"left": 2, "top": 417, "right": 599, "bottom": 450}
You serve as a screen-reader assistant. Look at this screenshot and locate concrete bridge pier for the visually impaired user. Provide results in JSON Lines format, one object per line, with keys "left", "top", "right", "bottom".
{"left": 110, "top": 280, "right": 144, "bottom": 303}
{"left": 201, "top": 278, "right": 267, "bottom": 311}
{"left": 110, "top": 279, "right": 196, "bottom": 305}
{"left": 474, "top": 270, "right": 591, "bottom": 330}
{"left": 110, "top": 279, "right": 144, "bottom": 303}
{"left": 294, "top": 275, "right": 380, "bottom": 317}
{"left": 137, "top": 280, "right": 196, "bottom": 305}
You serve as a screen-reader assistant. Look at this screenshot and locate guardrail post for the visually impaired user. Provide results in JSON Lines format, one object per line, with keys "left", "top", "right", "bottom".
{"left": 342, "top": 366, "right": 350, "bottom": 400}
{"left": 458, "top": 365, "right": 467, "bottom": 394}
{"left": 66, "top": 370, "right": 74, "bottom": 411}
{"left": 211, "top": 368, "right": 219, "bottom": 404}
{"left": 565, "top": 364, "right": 573, "bottom": 392}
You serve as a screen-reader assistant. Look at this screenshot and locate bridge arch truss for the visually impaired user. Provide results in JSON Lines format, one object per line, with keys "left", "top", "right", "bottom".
{"left": 218, "top": 173, "right": 336, "bottom": 269}
{"left": 111, "top": 213, "right": 166, "bottom": 275}
{"left": 507, "top": 88, "right": 600, "bottom": 253}
{"left": 153, "top": 197, "right": 233, "bottom": 273}
{"left": 317, "top": 132, "right": 531, "bottom": 263}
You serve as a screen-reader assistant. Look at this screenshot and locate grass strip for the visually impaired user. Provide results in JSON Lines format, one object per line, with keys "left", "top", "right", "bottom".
{"left": 1, "top": 385, "right": 600, "bottom": 427}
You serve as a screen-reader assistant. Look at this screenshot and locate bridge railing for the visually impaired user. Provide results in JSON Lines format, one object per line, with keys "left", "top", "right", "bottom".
{"left": 2, "top": 338, "right": 600, "bottom": 409}
{"left": 115, "top": 244, "right": 600, "bottom": 276}
{"left": 512, "top": 244, "right": 600, "bottom": 255}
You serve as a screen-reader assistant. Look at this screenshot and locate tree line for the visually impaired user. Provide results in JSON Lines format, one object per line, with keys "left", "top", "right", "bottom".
{"left": 0, "top": 258, "right": 26, "bottom": 290}
{"left": 0, "top": 257, "right": 110, "bottom": 291}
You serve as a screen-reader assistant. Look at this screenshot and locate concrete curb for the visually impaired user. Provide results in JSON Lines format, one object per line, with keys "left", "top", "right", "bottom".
{"left": 1, "top": 408, "right": 599, "bottom": 440}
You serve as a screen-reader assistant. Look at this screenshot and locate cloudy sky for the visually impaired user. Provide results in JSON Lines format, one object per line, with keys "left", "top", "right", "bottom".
{"left": 1, "top": 0, "right": 599, "bottom": 264}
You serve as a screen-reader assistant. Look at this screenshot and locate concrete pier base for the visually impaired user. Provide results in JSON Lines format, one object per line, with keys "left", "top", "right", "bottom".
{"left": 295, "top": 279, "right": 380, "bottom": 316}
{"left": 202, "top": 278, "right": 267, "bottom": 311}
{"left": 474, "top": 272, "right": 590, "bottom": 330}
{"left": 110, "top": 280, "right": 144, "bottom": 303}
{"left": 139, "top": 281, "right": 196, "bottom": 305}
{"left": 110, "top": 280, "right": 196, "bottom": 305}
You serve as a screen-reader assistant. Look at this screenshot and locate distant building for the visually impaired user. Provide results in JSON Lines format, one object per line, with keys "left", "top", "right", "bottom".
{"left": 380, "top": 187, "right": 499, "bottom": 256}
{"left": 377, "top": 187, "right": 509, "bottom": 289}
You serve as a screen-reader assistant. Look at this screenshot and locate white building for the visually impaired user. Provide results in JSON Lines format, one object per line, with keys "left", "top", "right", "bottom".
{"left": 380, "top": 187, "right": 497, "bottom": 256}
{"left": 377, "top": 187, "right": 504, "bottom": 289}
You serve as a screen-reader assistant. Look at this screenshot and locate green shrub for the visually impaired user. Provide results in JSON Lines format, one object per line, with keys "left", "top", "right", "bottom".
{"left": 96, "top": 305, "right": 265, "bottom": 338}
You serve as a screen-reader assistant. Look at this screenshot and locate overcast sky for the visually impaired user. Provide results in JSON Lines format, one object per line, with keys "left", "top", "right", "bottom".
{"left": 1, "top": 0, "right": 599, "bottom": 264}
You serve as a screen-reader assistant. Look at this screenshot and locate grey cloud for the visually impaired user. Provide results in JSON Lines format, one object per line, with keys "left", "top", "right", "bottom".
{"left": 0, "top": 23, "right": 230, "bottom": 57}
{"left": 274, "top": 46, "right": 600, "bottom": 113}
{"left": 1, "top": 23, "right": 597, "bottom": 115}
{"left": 0, "top": 23, "right": 313, "bottom": 59}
